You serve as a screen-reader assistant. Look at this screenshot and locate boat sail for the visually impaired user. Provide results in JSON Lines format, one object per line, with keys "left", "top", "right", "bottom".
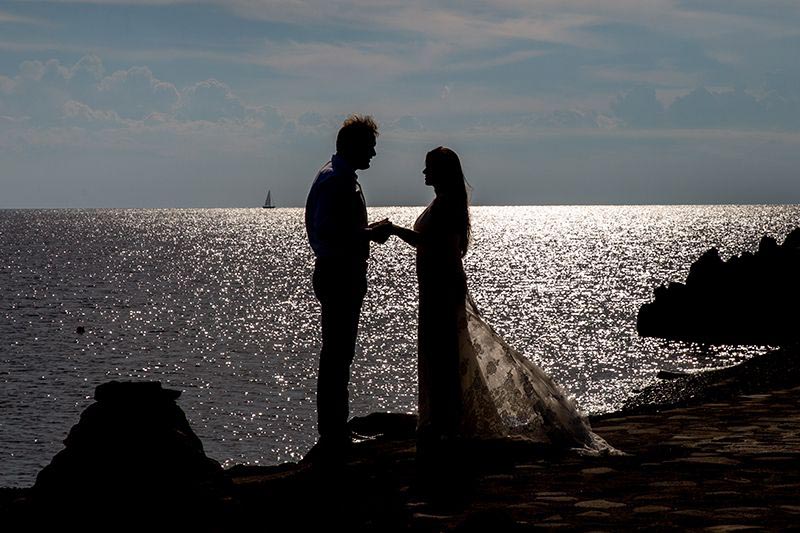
{"left": 262, "top": 189, "right": 276, "bottom": 209}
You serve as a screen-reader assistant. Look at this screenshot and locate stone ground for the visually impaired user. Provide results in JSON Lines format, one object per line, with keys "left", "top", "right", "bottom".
{"left": 444, "top": 386, "right": 800, "bottom": 531}
{"left": 4, "top": 356, "right": 800, "bottom": 531}
{"left": 222, "top": 385, "right": 800, "bottom": 531}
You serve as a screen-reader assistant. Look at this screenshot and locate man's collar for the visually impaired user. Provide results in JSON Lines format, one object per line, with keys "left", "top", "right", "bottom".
{"left": 331, "top": 153, "right": 357, "bottom": 179}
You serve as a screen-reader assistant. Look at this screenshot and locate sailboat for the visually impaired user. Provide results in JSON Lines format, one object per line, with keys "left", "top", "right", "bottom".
{"left": 262, "top": 189, "right": 276, "bottom": 209}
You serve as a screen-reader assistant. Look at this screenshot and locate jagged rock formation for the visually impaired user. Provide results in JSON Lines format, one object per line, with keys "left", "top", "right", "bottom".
{"left": 637, "top": 228, "right": 800, "bottom": 345}
{"left": 32, "top": 381, "right": 225, "bottom": 518}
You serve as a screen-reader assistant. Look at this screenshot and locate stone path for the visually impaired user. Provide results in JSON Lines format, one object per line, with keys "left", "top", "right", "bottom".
{"left": 6, "top": 380, "right": 800, "bottom": 531}
{"left": 399, "top": 385, "right": 800, "bottom": 531}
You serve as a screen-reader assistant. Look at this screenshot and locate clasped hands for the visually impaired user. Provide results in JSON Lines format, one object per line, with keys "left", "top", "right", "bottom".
{"left": 367, "top": 218, "right": 395, "bottom": 244}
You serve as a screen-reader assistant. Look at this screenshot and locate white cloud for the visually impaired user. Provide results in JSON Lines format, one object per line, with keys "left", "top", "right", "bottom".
{"left": 61, "top": 99, "right": 124, "bottom": 127}
{"left": 177, "top": 79, "right": 245, "bottom": 121}
{"left": 97, "top": 66, "right": 179, "bottom": 118}
{"left": 1, "top": 57, "right": 182, "bottom": 123}
{"left": 0, "top": 54, "right": 298, "bottom": 156}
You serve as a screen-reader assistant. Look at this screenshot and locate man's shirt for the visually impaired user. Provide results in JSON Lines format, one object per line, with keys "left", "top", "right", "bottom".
{"left": 305, "top": 154, "right": 369, "bottom": 260}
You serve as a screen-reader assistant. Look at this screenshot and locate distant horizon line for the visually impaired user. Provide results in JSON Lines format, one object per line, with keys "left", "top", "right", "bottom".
{"left": 1, "top": 202, "right": 800, "bottom": 210}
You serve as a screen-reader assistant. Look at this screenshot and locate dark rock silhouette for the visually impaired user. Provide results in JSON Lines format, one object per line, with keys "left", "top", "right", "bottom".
{"left": 637, "top": 228, "right": 800, "bottom": 345}
{"left": 618, "top": 346, "right": 800, "bottom": 415}
{"left": 31, "top": 381, "right": 225, "bottom": 522}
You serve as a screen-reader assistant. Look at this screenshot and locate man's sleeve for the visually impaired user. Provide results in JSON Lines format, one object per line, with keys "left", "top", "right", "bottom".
{"left": 314, "top": 180, "right": 362, "bottom": 247}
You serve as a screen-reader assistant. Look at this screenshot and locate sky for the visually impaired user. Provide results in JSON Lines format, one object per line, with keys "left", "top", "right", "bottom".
{"left": 1, "top": 0, "right": 799, "bottom": 207}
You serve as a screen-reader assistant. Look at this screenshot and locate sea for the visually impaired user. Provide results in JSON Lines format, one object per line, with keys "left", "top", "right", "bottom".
{"left": 1, "top": 205, "right": 797, "bottom": 487}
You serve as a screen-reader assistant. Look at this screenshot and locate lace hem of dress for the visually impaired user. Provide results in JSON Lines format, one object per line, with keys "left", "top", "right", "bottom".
{"left": 453, "top": 295, "right": 620, "bottom": 455}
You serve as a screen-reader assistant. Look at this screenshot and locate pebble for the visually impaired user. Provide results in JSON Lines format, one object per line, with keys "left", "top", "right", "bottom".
{"left": 633, "top": 505, "right": 672, "bottom": 513}
{"left": 649, "top": 480, "right": 697, "bottom": 488}
{"left": 574, "top": 500, "right": 626, "bottom": 509}
{"left": 538, "top": 496, "right": 579, "bottom": 503}
{"left": 581, "top": 467, "right": 615, "bottom": 475}
{"left": 672, "top": 456, "right": 741, "bottom": 465}
{"left": 704, "top": 526, "right": 761, "bottom": 532}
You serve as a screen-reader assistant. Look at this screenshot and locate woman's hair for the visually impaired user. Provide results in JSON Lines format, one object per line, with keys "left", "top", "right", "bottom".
{"left": 427, "top": 146, "right": 471, "bottom": 257}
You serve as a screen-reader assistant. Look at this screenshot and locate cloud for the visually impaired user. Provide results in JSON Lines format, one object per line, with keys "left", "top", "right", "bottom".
{"left": 97, "top": 66, "right": 179, "bottom": 119}
{"left": 0, "top": 56, "right": 179, "bottom": 122}
{"left": 524, "top": 109, "right": 618, "bottom": 129}
{"left": 0, "top": 53, "right": 303, "bottom": 160}
{"left": 61, "top": 99, "right": 122, "bottom": 126}
{"left": 177, "top": 79, "right": 245, "bottom": 121}
{"left": 585, "top": 65, "right": 700, "bottom": 89}
{"left": 0, "top": 55, "right": 272, "bottom": 126}
{"left": 251, "top": 104, "right": 287, "bottom": 132}
{"left": 386, "top": 115, "right": 425, "bottom": 132}
{"left": 0, "top": 10, "right": 46, "bottom": 25}
{"left": 253, "top": 40, "right": 420, "bottom": 79}
{"left": 611, "top": 81, "right": 800, "bottom": 130}
{"left": 611, "top": 87, "right": 665, "bottom": 128}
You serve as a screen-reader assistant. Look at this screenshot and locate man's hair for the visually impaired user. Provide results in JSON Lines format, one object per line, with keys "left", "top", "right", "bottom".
{"left": 336, "top": 114, "right": 379, "bottom": 153}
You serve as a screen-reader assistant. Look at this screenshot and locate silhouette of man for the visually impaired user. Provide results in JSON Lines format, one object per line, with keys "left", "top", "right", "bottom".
{"left": 305, "top": 114, "right": 390, "bottom": 452}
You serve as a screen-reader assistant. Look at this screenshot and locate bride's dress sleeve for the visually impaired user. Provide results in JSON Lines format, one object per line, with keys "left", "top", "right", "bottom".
{"left": 458, "top": 296, "right": 617, "bottom": 454}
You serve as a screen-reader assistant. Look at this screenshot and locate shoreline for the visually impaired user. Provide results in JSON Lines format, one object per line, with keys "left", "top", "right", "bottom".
{"left": 3, "top": 346, "right": 799, "bottom": 530}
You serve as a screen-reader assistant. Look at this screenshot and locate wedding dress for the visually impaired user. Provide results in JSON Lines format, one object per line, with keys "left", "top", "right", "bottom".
{"left": 414, "top": 201, "right": 614, "bottom": 454}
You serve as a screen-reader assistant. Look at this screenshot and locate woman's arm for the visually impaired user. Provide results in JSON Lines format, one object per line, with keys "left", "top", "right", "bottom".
{"left": 390, "top": 223, "right": 422, "bottom": 248}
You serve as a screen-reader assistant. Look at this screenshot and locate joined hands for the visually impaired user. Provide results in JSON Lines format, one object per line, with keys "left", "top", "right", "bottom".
{"left": 368, "top": 218, "right": 394, "bottom": 244}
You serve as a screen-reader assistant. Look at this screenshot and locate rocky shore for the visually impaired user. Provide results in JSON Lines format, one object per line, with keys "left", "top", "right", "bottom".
{"left": 637, "top": 227, "right": 800, "bottom": 345}
{"left": 3, "top": 348, "right": 800, "bottom": 531}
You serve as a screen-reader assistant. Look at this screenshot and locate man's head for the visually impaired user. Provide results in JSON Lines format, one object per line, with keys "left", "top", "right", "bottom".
{"left": 336, "top": 114, "right": 378, "bottom": 170}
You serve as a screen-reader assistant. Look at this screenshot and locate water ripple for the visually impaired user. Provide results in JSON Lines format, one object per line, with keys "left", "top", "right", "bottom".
{"left": 1, "top": 205, "right": 796, "bottom": 486}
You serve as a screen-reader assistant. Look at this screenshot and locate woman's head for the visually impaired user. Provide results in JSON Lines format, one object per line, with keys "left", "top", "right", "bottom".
{"left": 424, "top": 146, "right": 471, "bottom": 256}
{"left": 423, "top": 147, "right": 465, "bottom": 195}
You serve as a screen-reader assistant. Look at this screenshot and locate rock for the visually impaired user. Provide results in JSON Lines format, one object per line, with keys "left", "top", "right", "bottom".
{"left": 658, "top": 370, "right": 691, "bottom": 380}
{"left": 32, "top": 380, "right": 225, "bottom": 518}
{"left": 686, "top": 247, "right": 723, "bottom": 287}
{"left": 783, "top": 228, "right": 800, "bottom": 249}
{"left": 347, "top": 412, "right": 418, "bottom": 439}
{"left": 758, "top": 235, "right": 779, "bottom": 256}
{"left": 637, "top": 228, "right": 800, "bottom": 345}
{"left": 619, "top": 347, "right": 800, "bottom": 415}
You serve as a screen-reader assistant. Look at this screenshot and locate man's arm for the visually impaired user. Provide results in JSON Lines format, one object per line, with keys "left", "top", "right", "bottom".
{"left": 365, "top": 219, "right": 392, "bottom": 244}
{"left": 314, "top": 179, "right": 390, "bottom": 248}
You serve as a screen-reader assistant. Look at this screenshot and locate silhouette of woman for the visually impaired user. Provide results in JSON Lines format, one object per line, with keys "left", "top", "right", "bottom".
{"left": 390, "top": 147, "right": 613, "bottom": 452}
